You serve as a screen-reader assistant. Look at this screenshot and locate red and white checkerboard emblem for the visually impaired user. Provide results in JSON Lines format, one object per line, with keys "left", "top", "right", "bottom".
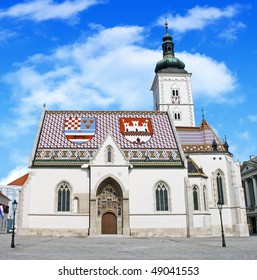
{"left": 64, "top": 117, "right": 95, "bottom": 144}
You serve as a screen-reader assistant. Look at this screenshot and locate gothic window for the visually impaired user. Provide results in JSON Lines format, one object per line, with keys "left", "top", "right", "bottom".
{"left": 57, "top": 182, "right": 71, "bottom": 212}
{"left": 155, "top": 182, "right": 169, "bottom": 211}
{"left": 203, "top": 186, "right": 208, "bottom": 211}
{"left": 106, "top": 145, "right": 113, "bottom": 163}
{"left": 217, "top": 173, "right": 224, "bottom": 205}
{"left": 214, "top": 170, "right": 227, "bottom": 205}
{"left": 193, "top": 186, "right": 199, "bottom": 211}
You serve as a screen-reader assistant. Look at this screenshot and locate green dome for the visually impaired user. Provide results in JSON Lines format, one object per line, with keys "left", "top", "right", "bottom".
{"left": 155, "top": 56, "right": 185, "bottom": 73}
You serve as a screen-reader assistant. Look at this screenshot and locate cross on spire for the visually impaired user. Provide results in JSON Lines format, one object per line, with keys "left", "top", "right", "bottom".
{"left": 165, "top": 18, "right": 169, "bottom": 34}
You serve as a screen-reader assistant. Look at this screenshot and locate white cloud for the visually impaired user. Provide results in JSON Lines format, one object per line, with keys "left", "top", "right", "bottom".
{"left": 238, "top": 131, "right": 251, "bottom": 141}
{"left": 219, "top": 22, "right": 246, "bottom": 41}
{"left": 3, "top": 25, "right": 154, "bottom": 110}
{"left": 158, "top": 5, "right": 241, "bottom": 33}
{"left": 178, "top": 52, "right": 236, "bottom": 100}
{"left": 248, "top": 114, "right": 257, "bottom": 122}
{"left": 0, "top": 0, "right": 102, "bottom": 22}
{"left": 1, "top": 25, "right": 238, "bottom": 143}
{"left": 0, "top": 165, "right": 28, "bottom": 186}
{"left": 0, "top": 29, "right": 17, "bottom": 44}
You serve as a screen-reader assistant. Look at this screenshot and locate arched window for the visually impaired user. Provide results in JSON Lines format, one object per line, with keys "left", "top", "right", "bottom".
{"left": 193, "top": 186, "right": 199, "bottom": 211}
{"left": 106, "top": 145, "right": 113, "bottom": 163}
{"left": 174, "top": 112, "right": 181, "bottom": 120}
{"left": 57, "top": 182, "right": 71, "bottom": 212}
{"left": 214, "top": 170, "right": 227, "bottom": 205}
{"left": 155, "top": 182, "right": 169, "bottom": 211}
{"left": 172, "top": 89, "right": 179, "bottom": 96}
{"left": 203, "top": 186, "right": 208, "bottom": 211}
{"left": 217, "top": 173, "right": 224, "bottom": 205}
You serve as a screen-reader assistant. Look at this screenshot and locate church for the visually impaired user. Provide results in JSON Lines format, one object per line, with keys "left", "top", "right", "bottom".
{"left": 17, "top": 24, "right": 249, "bottom": 237}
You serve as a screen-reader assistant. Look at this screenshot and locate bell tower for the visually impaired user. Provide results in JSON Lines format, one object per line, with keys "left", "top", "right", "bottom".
{"left": 151, "top": 22, "right": 195, "bottom": 127}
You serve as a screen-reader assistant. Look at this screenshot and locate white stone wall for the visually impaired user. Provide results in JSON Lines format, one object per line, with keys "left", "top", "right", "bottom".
{"left": 189, "top": 154, "right": 249, "bottom": 236}
{"left": 129, "top": 167, "right": 188, "bottom": 235}
{"left": 19, "top": 168, "right": 90, "bottom": 236}
{"left": 18, "top": 152, "right": 248, "bottom": 237}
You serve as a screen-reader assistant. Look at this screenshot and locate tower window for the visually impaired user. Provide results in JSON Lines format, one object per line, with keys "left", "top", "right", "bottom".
{"left": 172, "top": 89, "right": 179, "bottom": 96}
{"left": 174, "top": 112, "right": 181, "bottom": 120}
{"left": 171, "top": 89, "right": 180, "bottom": 104}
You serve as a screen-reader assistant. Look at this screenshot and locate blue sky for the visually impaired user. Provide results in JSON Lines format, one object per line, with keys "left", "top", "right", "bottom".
{"left": 0, "top": 0, "right": 257, "bottom": 184}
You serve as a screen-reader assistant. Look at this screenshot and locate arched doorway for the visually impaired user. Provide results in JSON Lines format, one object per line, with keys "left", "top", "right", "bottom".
{"left": 102, "top": 212, "right": 117, "bottom": 234}
{"left": 96, "top": 178, "right": 122, "bottom": 235}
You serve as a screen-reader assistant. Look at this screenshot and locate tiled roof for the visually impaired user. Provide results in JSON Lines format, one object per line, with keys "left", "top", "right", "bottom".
{"left": 32, "top": 111, "right": 183, "bottom": 167}
{"left": 7, "top": 173, "right": 29, "bottom": 186}
{"left": 176, "top": 119, "right": 226, "bottom": 153}
{"left": 187, "top": 157, "right": 208, "bottom": 178}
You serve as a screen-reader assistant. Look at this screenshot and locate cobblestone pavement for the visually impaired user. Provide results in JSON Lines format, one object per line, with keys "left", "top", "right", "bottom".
{"left": 0, "top": 234, "right": 257, "bottom": 260}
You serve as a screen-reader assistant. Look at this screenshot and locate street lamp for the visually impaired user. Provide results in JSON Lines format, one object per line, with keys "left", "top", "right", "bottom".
{"left": 11, "top": 200, "right": 18, "bottom": 248}
{"left": 217, "top": 201, "right": 226, "bottom": 247}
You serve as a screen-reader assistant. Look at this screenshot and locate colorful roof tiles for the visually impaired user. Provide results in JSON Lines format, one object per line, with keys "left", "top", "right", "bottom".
{"left": 187, "top": 157, "right": 208, "bottom": 178}
{"left": 32, "top": 111, "right": 183, "bottom": 166}
{"left": 176, "top": 119, "right": 226, "bottom": 153}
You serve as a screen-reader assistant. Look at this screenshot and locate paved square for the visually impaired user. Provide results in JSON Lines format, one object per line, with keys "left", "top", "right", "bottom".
{"left": 0, "top": 234, "right": 257, "bottom": 260}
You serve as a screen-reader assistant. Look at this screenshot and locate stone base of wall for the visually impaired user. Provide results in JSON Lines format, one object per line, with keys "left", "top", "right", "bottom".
{"left": 18, "top": 228, "right": 89, "bottom": 237}
{"left": 18, "top": 224, "right": 249, "bottom": 238}
{"left": 130, "top": 228, "right": 188, "bottom": 237}
{"left": 189, "top": 227, "right": 212, "bottom": 237}
{"left": 209, "top": 225, "right": 249, "bottom": 237}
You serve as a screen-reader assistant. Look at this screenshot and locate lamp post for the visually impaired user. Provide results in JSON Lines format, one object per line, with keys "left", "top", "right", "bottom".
{"left": 11, "top": 200, "right": 18, "bottom": 248}
{"left": 217, "top": 201, "right": 226, "bottom": 247}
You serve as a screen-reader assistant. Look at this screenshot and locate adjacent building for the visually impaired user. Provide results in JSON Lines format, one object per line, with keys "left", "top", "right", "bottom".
{"left": 0, "top": 192, "right": 10, "bottom": 233}
{"left": 0, "top": 173, "right": 28, "bottom": 232}
{"left": 241, "top": 156, "right": 257, "bottom": 234}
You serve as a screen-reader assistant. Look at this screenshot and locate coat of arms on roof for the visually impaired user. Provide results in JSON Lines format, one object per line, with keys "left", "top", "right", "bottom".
{"left": 119, "top": 118, "right": 153, "bottom": 144}
{"left": 64, "top": 117, "right": 95, "bottom": 144}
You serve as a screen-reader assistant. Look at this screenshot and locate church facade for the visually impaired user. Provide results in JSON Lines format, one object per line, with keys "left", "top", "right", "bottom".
{"left": 17, "top": 25, "right": 249, "bottom": 237}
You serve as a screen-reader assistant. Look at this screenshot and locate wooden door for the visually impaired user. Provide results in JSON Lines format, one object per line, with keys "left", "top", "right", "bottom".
{"left": 102, "top": 212, "right": 117, "bottom": 234}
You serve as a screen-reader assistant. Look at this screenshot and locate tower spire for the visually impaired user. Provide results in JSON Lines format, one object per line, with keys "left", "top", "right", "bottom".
{"left": 162, "top": 21, "right": 174, "bottom": 57}
{"left": 154, "top": 22, "right": 185, "bottom": 73}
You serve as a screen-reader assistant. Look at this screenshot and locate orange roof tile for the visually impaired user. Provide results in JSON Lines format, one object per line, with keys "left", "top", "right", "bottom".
{"left": 7, "top": 173, "right": 29, "bottom": 186}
